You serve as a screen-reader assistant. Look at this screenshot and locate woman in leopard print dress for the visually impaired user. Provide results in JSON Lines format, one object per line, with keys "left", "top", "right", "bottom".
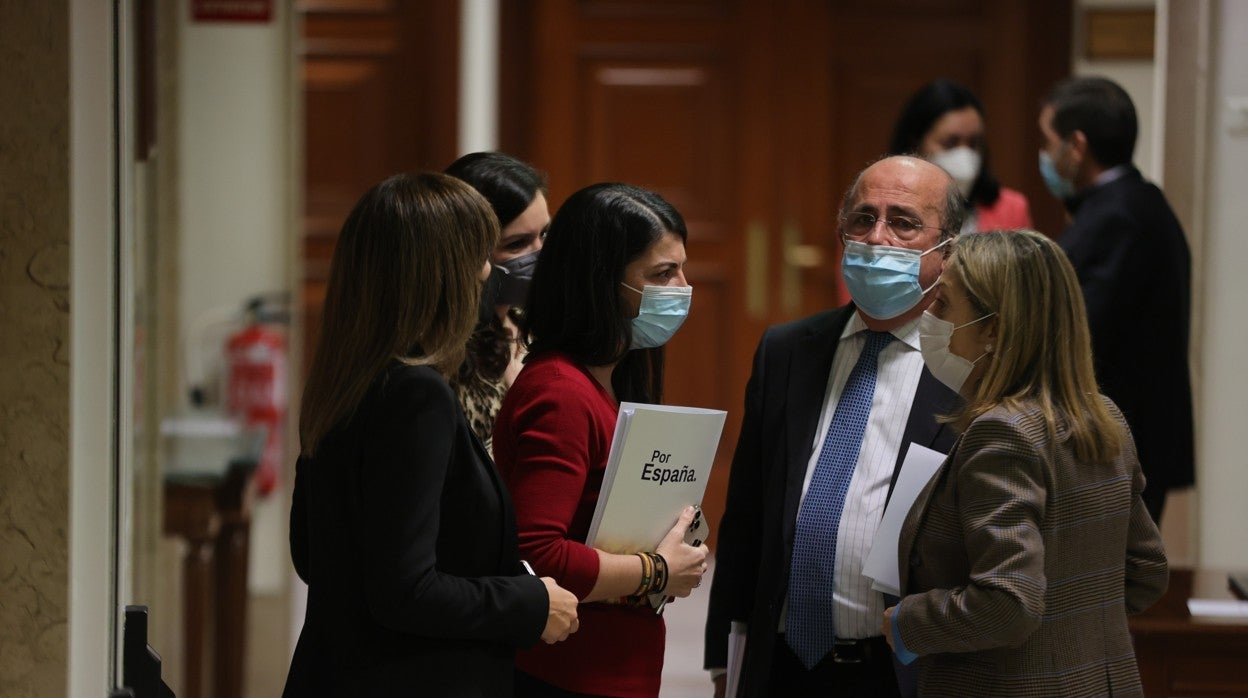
{"left": 445, "top": 152, "right": 550, "bottom": 454}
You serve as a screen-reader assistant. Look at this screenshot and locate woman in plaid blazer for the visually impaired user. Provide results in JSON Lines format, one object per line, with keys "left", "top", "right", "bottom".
{"left": 883, "top": 230, "right": 1168, "bottom": 697}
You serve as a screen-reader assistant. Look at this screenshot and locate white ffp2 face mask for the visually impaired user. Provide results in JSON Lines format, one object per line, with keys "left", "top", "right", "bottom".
{"left": 931, "top": 146, "right": 982, "bottom": 199}
{"left": 919, "top": 310, "right": 994, "bottom": 392}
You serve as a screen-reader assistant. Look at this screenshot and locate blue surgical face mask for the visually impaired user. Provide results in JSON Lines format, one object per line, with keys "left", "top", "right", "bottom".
{"left": 841, "top": 237, "right": 950, "bottom": 320}
{"left": 1039, "top": 148, "right": 1076, "bottom": 201}
{"left": 621, "top": 283, "right": 692, "bottom": 349}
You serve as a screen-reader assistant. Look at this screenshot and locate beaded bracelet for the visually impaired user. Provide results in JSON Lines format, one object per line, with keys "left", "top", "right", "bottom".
{"left": 633, "top": 552, "right": 654, "bottom": 597}
{"left": 649, "top": 552, "right": 669, "bottom": 594}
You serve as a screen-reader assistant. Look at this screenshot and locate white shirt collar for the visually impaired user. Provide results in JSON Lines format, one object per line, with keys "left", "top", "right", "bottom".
{"left": 1093, "top": 164, "right": 1131, "bottom": 187}
{"left": 842, "top": 311, "right": 922, "bottom": 352}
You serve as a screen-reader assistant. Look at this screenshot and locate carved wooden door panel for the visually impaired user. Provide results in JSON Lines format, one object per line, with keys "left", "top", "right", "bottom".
{"left": 298, "top": 0, "right": 460, "bottom": 366}
{"left": 501, "top": 0, "right": 780, "bottom": 543}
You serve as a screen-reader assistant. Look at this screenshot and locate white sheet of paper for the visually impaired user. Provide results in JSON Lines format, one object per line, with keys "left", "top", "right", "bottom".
{"left": 861, "top": 443, "right": 946, "bottom": 596}
{"left": 1187, "top": 598, "right": 1248, "bottom": 618}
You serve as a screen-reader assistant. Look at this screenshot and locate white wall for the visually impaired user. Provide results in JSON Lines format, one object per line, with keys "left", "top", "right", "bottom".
{"left": 1152, "top": 0, "right": 1248, "bottom": 570}
{"left": 1195, "top": 0, "right": 1248, "bottom": 569}
{"left": 1073, "top": 0, "right": 1159, "bottom": 179}
{"left": 459, "top": 0, "right": 499, "bottom": 153}
{"left": 176, "top": 3, "right": 294, "bottom": 593}
{"left": 1071, "top": 0, "right": 1206, "bottom": 563}
{"left": 69, "top": 0, "right": 116, "bottom": 691}
{"left": 177, "top": 2, "right": 291, "bottom": 395}
{"left": 1072, "top": 0, "right": 1248, "bottom": 569}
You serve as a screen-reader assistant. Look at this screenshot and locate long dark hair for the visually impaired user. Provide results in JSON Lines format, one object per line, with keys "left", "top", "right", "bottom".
{"left": 888, "top": 79, "right": 1003, "bottom": 207}
{"left": 445, "top": 151, "right": 547, "bottom": 229}
{"left": 524, "top": 183, "right": 688, "bottom": 404}
{"left": 445, "top": 151, "right": 547, "bottom": 384}
{"left": 299, "top": 172, "right": 498, "bottom": 454}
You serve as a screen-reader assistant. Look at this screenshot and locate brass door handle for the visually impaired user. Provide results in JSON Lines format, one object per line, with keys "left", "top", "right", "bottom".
{"left": 746, "top": 222, "right": 825, "bottom": 318}
{"left": 784, "top": 244, "right": 823, "bottom": 268}
{"left": 781, "top": 223, "right": 822, "bottom": 315}
{"left": 745, "top": 221, "right": 768, "bottom": 319}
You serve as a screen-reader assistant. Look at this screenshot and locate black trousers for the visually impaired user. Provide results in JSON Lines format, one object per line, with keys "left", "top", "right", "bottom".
{"left": 514, "top": 670, "right": 601, "bottom": 698}
{"left": 768, "top": 634, "right": 902, "bottom": 698}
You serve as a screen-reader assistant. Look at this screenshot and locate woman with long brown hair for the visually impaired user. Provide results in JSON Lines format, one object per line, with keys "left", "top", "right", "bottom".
{"left": 285, "top": 172, "right": 577, "bottom": 696}
{"left": 884, "top": 230, "right": 1167, "bottom": 696}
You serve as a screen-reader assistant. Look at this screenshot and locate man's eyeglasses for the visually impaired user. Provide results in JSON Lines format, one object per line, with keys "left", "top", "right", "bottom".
{"left": 840, "top": 211, "right": 944, "bottom": 242}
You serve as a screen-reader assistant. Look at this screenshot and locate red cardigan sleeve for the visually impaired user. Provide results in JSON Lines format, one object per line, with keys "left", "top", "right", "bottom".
{"left": 494, "top": 358, "right": 614, "bottom": 599}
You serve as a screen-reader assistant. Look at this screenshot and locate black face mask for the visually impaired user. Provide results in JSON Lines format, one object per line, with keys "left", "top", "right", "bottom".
{"left": 477, "top": 264, "right": 509, "bottom": 326}
{"left": 495, "top": 249, "right": 540, "bottom": 306}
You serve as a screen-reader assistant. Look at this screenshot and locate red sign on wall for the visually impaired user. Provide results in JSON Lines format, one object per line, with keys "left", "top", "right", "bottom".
{"left": 192, "top": 0, "right": 272, "bottom": 23}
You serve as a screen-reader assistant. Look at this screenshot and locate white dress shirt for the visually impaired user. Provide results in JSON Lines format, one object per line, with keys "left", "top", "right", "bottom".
{"left": 781, "top": 312, "right": 926, "bottom": 639}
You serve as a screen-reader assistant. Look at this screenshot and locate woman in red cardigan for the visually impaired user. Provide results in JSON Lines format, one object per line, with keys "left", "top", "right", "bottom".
{"left": 493, "top": 183, "right": 710, "bottom": 697}
{"left": 889, "top": 79, "right": 1034, "bottom": 234}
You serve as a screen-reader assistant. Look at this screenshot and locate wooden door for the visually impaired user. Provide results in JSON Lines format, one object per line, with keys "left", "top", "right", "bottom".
{"left": 772, "top": 0, "right": 1073, "bottom": 319}
{"left": 501, "top": 0, "right": 1072, "bottom": 544}
{"left": 298, "top": 0, "right": 461, "bottom": 365}
{"left": 501, "top": 0, "right": 779, "bottom": 544}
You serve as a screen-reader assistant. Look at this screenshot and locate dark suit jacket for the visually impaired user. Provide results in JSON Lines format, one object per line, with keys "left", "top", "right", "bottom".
{"left": 1060, "top": 166, "right": 1194, "bottom": 492}
{"left": 895, "top": 397, "right": 1167, "bottom": 697}
{"left": 704, "top": 306, "right": 961, "bottom": 696}
{"left": 284, "top": 362, "right": 547, "bottom": 697}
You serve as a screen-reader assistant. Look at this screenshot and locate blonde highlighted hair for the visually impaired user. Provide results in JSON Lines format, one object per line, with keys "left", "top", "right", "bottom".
{"left": 946, "top": 229, "right": 1122, "bottom": 463}
{"left": 299, "top": 172, "right": 499, "bottom": 454}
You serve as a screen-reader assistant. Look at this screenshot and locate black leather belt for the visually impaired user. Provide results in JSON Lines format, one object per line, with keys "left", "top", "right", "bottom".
{"left": 830, "top": 636, "right": 888, "bottom": 664}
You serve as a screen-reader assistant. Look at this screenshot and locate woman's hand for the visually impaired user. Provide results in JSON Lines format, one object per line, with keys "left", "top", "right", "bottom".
{"left": 655, "top": 506, "right": 709, "bottom": 598}
{"left": 882, "top": 606, "right": 896, "bottom": 651}
{"left": 540, "top": 577, "right": 579, "bottom": 644}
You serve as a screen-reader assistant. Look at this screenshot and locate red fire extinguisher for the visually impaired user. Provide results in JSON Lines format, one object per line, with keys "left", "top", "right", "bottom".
{"left": 225, "top": 295, "right": 288, "bottom": 496}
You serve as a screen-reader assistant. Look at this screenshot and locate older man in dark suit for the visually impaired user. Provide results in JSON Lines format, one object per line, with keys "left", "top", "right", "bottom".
{"left": 705, "top": 156, "right": 963, "bottom": 697}
{"left": 1038, "top": 75, "right": 1194, "bottom": 523}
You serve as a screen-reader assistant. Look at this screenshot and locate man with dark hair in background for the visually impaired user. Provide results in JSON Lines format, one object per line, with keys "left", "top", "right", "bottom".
{"left": 1038, "top": 75, "right": 1194, "bottom": 523}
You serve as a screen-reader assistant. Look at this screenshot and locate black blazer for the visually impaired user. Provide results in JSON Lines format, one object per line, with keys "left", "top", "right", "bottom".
{"left": 1059, "top": 166, "right": 1195, "bottom": 492}
{"left": 703, "top": 306, "right": 960, "bottom": 697}
{"left": 284, "top": 362, "right": 547, "bottom": 697}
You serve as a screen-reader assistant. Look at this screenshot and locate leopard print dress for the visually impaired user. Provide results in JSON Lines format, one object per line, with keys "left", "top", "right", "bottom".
{"left": 455, "top": 330, "right": 525, "bottom": 456}
{"left": 454, "top": 370, "right": 508, "bottom": 456}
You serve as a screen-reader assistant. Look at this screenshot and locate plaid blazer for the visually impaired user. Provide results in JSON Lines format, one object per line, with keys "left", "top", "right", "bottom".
{"left": 895, "top": 397, "right": 1167, "bottom": 697}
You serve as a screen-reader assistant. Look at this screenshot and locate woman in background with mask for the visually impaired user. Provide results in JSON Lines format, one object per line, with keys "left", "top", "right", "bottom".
{"left": 889, "top": 79, "right": 1033, "bottom": 234}
{"left": 445, "top": 151, "right": 551, "bottom": 454}
{"left": 882, "top": 230, "right": 1167, "bottom": 696}
{"left": 493, "top": 183, "right": 710, "bottom": 697}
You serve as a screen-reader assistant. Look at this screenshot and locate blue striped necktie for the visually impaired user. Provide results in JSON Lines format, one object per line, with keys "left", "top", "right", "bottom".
{"left": 786, "top": 330, "right": 894, "bottom": 669}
